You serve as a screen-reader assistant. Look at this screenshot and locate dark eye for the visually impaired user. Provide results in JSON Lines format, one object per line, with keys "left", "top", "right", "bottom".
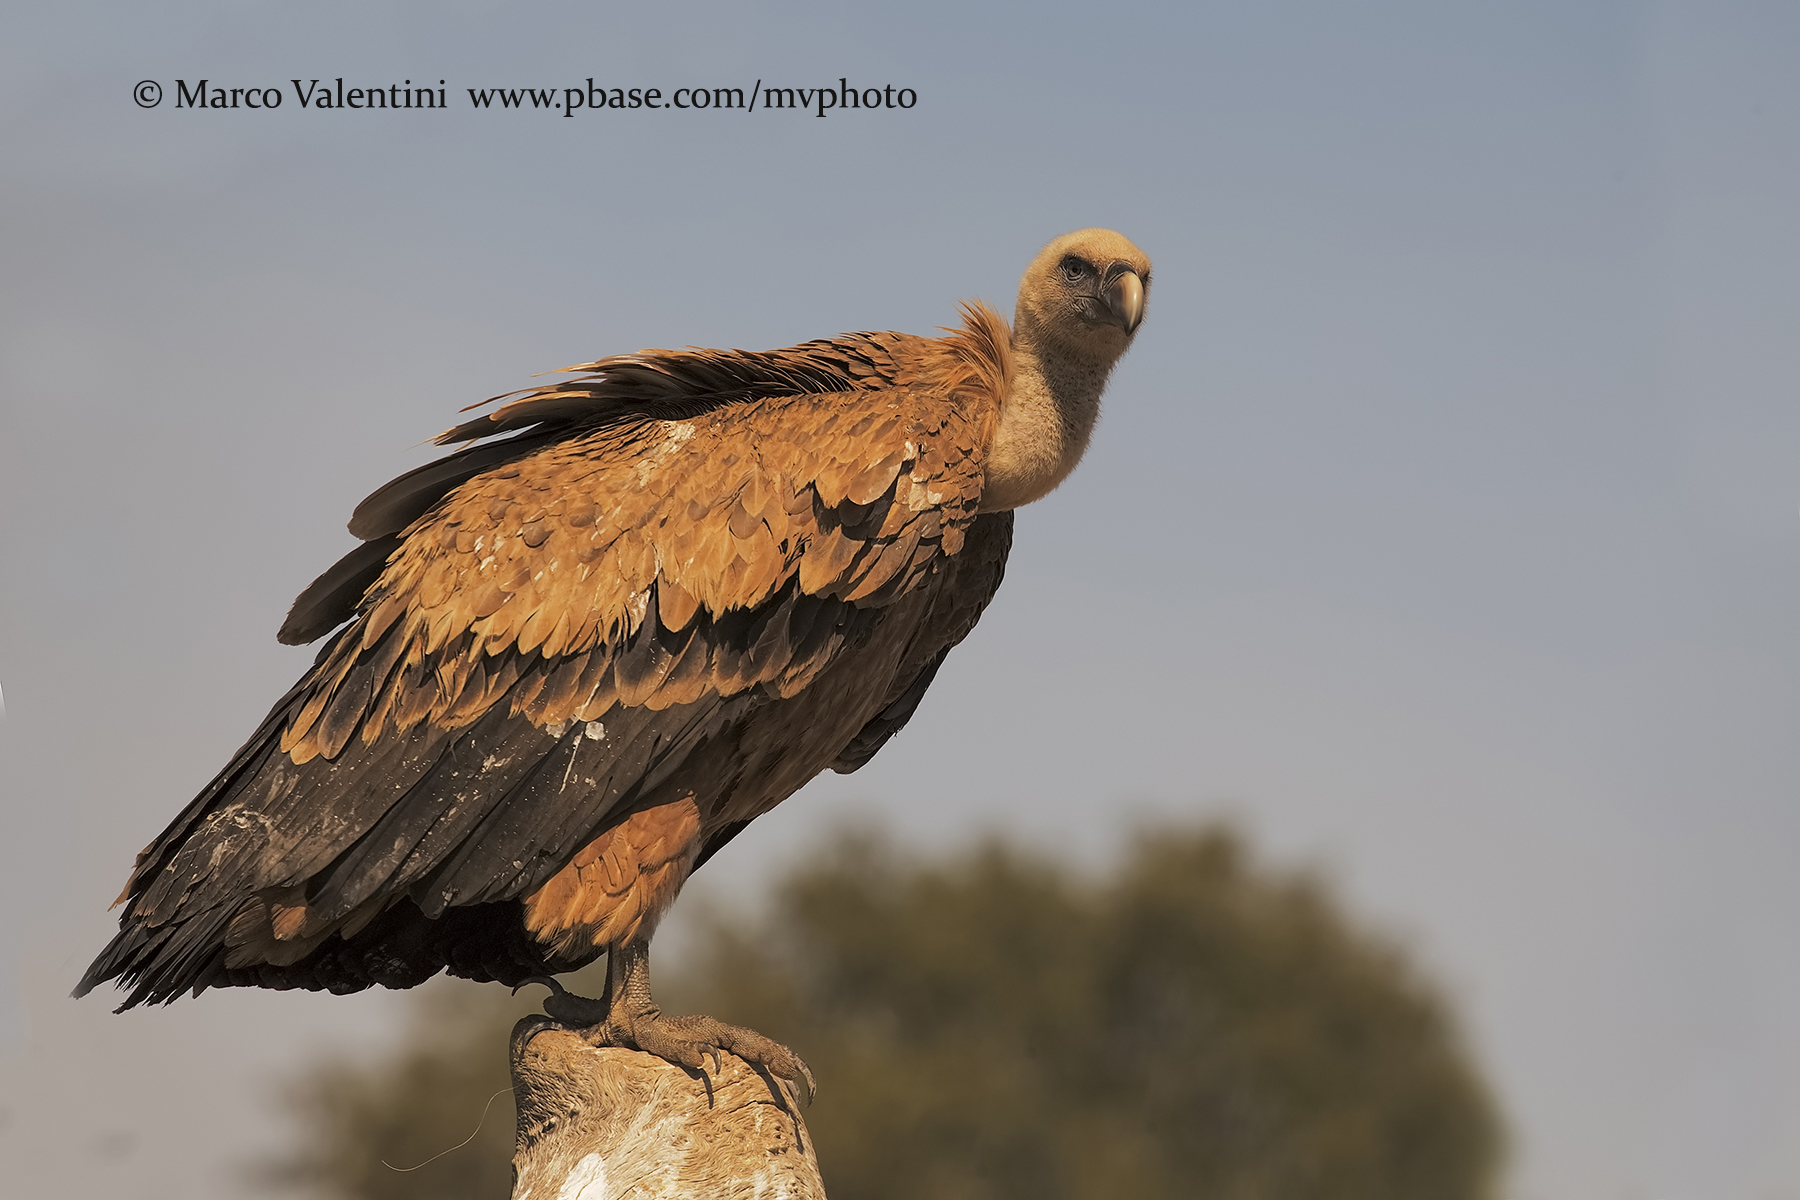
{"left": 1059, "top": 256, "right": 1092, "bottom": 283}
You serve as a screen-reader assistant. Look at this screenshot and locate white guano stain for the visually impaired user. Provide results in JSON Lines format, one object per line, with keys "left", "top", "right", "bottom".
{"left": 554, "top": 1152, "right": 608, "bottom": 1200}
{"left": 560, "top": 738, "right": 582, "bottom": 792}
{"left": 634, "top": 420, "right": 696, "bottom": 487}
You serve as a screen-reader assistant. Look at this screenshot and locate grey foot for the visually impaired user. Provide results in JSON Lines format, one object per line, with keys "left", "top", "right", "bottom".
{"left": 518, "top": 959, "right": 815, "bottom": 1105}
{"left": 592, "top": 1004, "right": 815, "bottom": 1106}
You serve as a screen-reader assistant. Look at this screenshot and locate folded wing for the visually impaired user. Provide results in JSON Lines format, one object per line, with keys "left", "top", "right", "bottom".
{"left": 80, "top": 305, "right": 1016, "bottom": 1007}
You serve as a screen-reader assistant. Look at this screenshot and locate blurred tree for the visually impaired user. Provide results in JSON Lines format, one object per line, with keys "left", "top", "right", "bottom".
{"left": 260, "top": 824, "right": 1504, "bottom": 1199}
{"left": 257, "top": 980, "right": 538, "bottom": 1200}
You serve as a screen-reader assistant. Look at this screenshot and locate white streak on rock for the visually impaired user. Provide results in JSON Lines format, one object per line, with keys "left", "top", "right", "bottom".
{"left": 554, "top": 1152, "right": 608, "bottom": 1200}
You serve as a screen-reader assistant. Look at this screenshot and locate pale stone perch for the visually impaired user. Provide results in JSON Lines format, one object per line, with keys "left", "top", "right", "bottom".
{"left": 508, "top": 1018, "right": 826, "bottom": 1199}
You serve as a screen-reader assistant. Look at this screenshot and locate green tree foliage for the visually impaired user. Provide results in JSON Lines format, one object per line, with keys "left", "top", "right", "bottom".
{"left": 261, "top": 825, "right": 1504, "bottom": 1199}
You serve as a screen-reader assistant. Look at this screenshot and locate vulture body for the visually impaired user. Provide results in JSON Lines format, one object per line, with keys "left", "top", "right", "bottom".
{"left": 78, "top": 230, "right": 1150, "bottom": 1088}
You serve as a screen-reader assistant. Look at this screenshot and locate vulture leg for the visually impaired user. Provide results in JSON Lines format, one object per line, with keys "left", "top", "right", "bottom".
{"left": 535, "top": 939, "right": 815, "bottom": 1105}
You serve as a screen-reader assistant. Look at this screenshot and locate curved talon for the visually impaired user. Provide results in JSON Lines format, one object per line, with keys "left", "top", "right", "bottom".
{"left": 512, "top": 975, "right": 567, "bottom": 999}
{"left": 512, "top": 974, "right": 613, "bottom": 1026}
{"left": 793, "top": 1057, "right": 817, "bottom": 1107}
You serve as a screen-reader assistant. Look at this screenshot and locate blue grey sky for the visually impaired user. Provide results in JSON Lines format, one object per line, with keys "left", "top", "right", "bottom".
{"left": 2, "top": 2, "right": 1797, "bottom": 1197}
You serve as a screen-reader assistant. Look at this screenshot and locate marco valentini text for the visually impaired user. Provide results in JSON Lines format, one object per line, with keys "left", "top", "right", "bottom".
{"left": 160, "top": 78, "right": 917, "bottom": 117}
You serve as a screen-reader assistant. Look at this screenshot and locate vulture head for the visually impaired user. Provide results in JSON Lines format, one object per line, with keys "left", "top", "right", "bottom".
{"left": 981, "top": 228, "right": 1151, "bottom": 512}
{"left": 1013, "top": 227, "right": 1151, "bottom": 363}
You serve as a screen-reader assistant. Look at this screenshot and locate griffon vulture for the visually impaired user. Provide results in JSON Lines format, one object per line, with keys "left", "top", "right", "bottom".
{"left": 78, "top": 229, "right": 1151, "bottom": 1096}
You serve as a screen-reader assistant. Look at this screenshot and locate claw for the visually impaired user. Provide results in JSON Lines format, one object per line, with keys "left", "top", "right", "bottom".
{"left": 513, "top": 975, "right": 568, "bottom": 999}
{"left": 794, "top": 1058, "right": 817, "bottom": 1107}
{"left": 513, "top": 975, "right": 612, "bottom": 1026}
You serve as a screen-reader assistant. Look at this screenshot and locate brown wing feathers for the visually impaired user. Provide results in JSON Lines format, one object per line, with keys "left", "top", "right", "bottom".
{"left": 78, "top": 304, "right": 1016, "bottom": 1009}
{"left": 831, "top": 509, "right": 1014, "bottom": 773}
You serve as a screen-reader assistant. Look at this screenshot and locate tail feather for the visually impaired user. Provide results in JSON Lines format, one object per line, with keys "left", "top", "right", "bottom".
{"left": 75, "top": 902, "right": 238, "bottom": 1008}
{"left": 77, "top": 896, "right": 594, "bottom": 1007}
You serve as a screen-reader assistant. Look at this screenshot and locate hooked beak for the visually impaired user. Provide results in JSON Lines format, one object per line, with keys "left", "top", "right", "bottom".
{"left": 1103, "top": 270, "right": 1145, "bottom": 334}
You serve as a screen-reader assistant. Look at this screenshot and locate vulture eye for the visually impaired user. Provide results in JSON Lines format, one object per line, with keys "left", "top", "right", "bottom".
{"left": 1059, "top": 256, "right": 1093, "bottom": 283}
